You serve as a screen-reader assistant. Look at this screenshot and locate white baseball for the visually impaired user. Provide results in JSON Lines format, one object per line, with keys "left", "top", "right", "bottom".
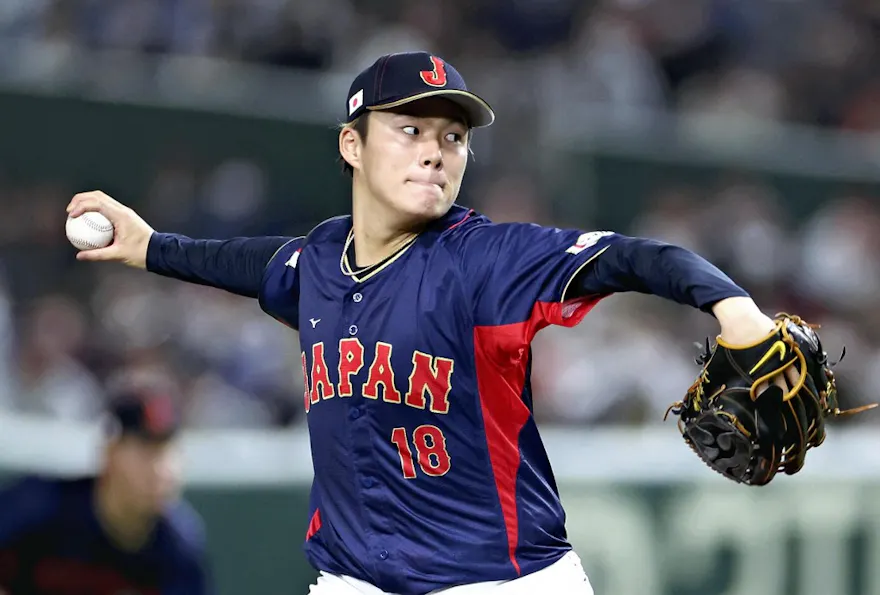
{"left": 66, "top": 212, "right": 115, "bottom": 251}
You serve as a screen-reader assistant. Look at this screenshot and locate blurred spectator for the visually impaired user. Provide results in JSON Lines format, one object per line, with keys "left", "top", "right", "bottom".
{"left": 7, "top": 295, "right": 103, "bottom": 421}
{"left": 700, "top": 180, "right": 793, "bottom": 290}
{"left": 348, "top": 0, "right": 442, "bottom": 73}
{"left": 796, "top": 197, "right": 880, "bottom": 314}
{"left": 542, "top": 4, "right": 666, "bottom": 125}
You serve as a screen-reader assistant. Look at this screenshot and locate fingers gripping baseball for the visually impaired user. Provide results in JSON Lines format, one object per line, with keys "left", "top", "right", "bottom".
{"left": 66, "top": 191, "right": 154, "bottom": 269}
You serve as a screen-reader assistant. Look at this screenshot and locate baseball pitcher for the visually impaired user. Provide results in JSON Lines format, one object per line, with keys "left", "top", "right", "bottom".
{"left": 66, "top": 52, "right": 873, "bottom": 595}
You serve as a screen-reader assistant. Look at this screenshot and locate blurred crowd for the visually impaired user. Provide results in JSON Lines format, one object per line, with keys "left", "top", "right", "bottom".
{"left": 1, "top": 0, "right": 879, "bottom": 429}
{"left": 2, "top": 0, "right": 879, "bottom": 132}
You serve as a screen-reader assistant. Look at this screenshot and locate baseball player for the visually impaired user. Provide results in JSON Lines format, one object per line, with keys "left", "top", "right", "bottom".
{"left": 66, "top": 52, "right": 784, "bottom": 594}
{"left": 0, "top": 382, "right": 211, "bottom": 595}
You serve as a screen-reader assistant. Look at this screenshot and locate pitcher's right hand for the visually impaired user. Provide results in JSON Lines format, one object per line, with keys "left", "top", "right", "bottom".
{"left": 67, "top": 191, "right": 155, "bottom": 269}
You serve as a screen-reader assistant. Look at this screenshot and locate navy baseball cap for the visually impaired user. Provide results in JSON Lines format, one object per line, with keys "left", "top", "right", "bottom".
{"left": 106, "top": 389, "right": 180, "bottom": 442}
{"left": 345, "top": 52, "right": 495, "bottom": 128}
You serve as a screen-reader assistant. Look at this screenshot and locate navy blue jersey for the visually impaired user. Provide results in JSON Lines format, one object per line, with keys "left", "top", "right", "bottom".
{"left": 146, "top": 203, "right": 746, "bottom": 595}
{"left": 255, "top": 206, "right": 739, "bottom": 594}
{"left": 259, "top": 209, "right": 604, "bottom": 593}
{"left": 0, "top": 475, "right": 210, "bottom": 595}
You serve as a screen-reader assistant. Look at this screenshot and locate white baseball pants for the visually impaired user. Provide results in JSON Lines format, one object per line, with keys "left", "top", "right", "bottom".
{"left": 307, "top": 550, "right": 594, "bottom": 595}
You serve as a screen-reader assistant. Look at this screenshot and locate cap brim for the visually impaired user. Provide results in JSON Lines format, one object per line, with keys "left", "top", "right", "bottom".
{"left": 368, "top": 90, "right": 495, "bottom": 128}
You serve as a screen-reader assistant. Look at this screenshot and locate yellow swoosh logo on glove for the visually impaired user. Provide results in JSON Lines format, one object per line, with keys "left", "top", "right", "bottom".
{"left": 749, "top": 341, "right": 787, "bottom": 375}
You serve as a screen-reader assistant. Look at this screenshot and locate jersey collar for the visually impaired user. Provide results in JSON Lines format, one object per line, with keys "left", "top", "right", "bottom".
{"left": 339, "top": 227, "right": 419, "bottom": 283}
{"left": 338, "top": 205, "right": 475, "bottom": 283}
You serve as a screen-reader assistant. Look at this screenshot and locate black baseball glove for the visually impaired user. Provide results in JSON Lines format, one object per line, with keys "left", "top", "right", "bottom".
{"left": 665, "top": 313, "right": 876, "bottom": 486}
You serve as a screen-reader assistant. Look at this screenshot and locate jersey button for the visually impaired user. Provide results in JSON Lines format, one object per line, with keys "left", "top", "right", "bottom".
{"left": 349, "top": 325, "right": 358, "bottom": 336}
{"left": 353, "top": 293, "right": 363, "bottom": 303}
{"left": 360, "top": 477, "right": 375, "bottom": 489}
{"left": 349, "top": 408, "right": 360, "bottom": 420}
{"left": 379, "top": 550, "right": 389, "bottom": 560}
